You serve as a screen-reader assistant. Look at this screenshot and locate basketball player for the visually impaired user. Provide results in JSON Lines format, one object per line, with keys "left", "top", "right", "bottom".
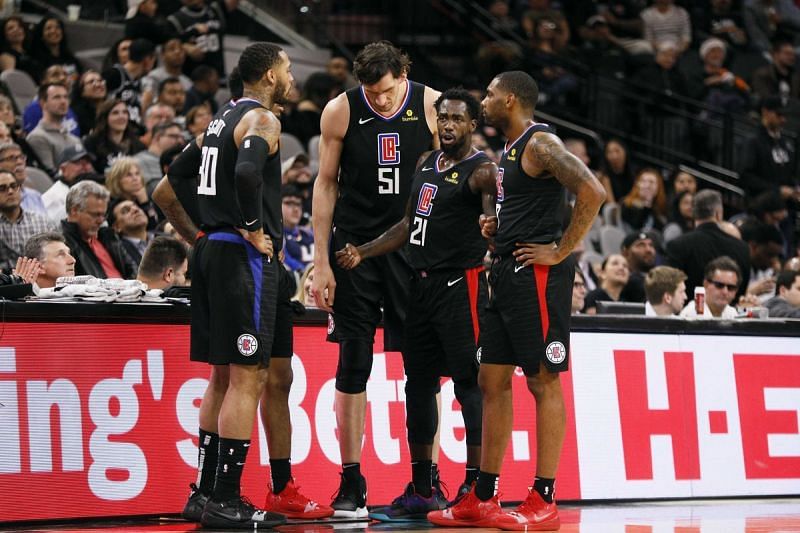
{"left": 428, "top": 71, "right": 605, "bottom": 530}
{"left": 311, "top": 40, "right": 441, "bottom": 517}
{"left": 155, "top": 42, "right": 292, "bottom": 529}
{"left": 155, "top": 66, "right": 333, "bottom": 522}
{"left": 335, "top": 88, "right": 496, "bottom": 521}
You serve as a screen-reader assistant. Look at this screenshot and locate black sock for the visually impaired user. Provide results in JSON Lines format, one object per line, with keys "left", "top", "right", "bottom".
{"left": 213, "top": 437, "right": 250, "bottom": 502}
{"left": 270, "top": 458, "right": 291, "bottom": 494}
{"left": 464, "top": 465, "right": 479, "bottom": 486}
{"left": 197, "top": 429, "right": 219, "bottom": 495}
{"left": 342, "top": 462, "right": 361, "bottom": 484}
{"left": 412, "top": 460, "right": 433, "bottom": 497}
{"left": 475, "top": 470, "right": 498, "bottom": 501}
{"left": 533, "top": 476, "right": 555, "bottom": 503}
{"left": 431, "top": 463, "right": 441, "bottom": 487}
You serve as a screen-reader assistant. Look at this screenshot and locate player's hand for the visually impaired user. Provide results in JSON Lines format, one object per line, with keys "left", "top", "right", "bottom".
{"left": 513, "top": 241, "right": 565, "bottom": 266}
{"left": 335, "top": 243, "right": 362, "bottom": 270}
{"left": 13, "top": 256, "right": 43, "bottom": 284}
{"left": 479, "top": 214, "right": 497, "bottom": 238}
{"left": 239, "top": 228, "right": 273, "bottom": 258}
{"left": 311, "top": 262, "right": 336, "bottom": 312}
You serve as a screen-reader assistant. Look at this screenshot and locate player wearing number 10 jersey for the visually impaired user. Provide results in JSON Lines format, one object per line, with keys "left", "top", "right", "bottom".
{"left": 311, "top": 41, "right": 440, "bottom": 517}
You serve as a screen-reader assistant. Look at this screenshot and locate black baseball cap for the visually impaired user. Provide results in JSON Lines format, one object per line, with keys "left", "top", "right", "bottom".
{"left": 57, "top": 143, "right": 94, "bottom": 167}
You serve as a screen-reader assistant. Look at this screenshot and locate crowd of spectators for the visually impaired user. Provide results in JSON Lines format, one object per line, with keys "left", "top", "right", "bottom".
{"left": 0, "top": 1, "right": 797, "bottom": 319}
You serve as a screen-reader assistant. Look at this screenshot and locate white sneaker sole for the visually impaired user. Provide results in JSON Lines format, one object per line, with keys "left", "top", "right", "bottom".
{"left": 332, "top": 506, "right": 368, "bottom": 519}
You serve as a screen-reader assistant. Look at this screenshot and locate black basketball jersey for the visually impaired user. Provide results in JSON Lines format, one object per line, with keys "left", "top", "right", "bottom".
{"left": 494, "top": 123, "right": 566, "bottom": 256}
{"left": 334, "top": 80, "right": 433, "bottom": 238}
{"left": 406, "top": 150, "right": 491, "bottom": 270}
{"left": 109, "top": 64, "right": 143, "bottom": 125}
{"left": 167, "top": 1, "right": 226, "bottom": 77}
{"left": 196, "top": 98, "right": 283, "bottom": 250}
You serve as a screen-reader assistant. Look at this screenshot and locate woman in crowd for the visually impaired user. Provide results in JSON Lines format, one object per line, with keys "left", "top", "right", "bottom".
{"left": 71, "top": 70, "right": 108, "bottom": 136}
{"left": 663, "top": 190, "right": 695, "bottom": 242}
{"left": 105, "top": 157, "right": 160, "bottom": 229}
{"left": 583, "top": 254, "right": 630, "bottom": 314}
{"left": 185, "top": 104, "right": 212, "bottom": 140}
{"left": 0, "top": 16, "right": 41, "bottom": 81}
{"left": 84, "top": 99, "right": 145, "bottom": 174}
{"left": 621, "top": 167, "right": 668, "bottom": 232}
{"left": 599, "top": 138, "right": 636, "bottom": 203}
{"left": 102, "top": 38, "right": 132, "bottom": 73}
{"left": 0, "top": 94, "right": 46, "bottom": 170}
{"left": 31, "top": 16, "right": 82, "bottom": 82}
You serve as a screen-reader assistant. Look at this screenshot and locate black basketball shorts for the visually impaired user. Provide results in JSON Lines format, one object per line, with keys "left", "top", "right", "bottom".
{"left": 480, "top": 254, "right": 575, "bottom": 375}
{"left": 327, "top": 227, "right": 412, "bottom": 351}
{"left": 403, "top": 265, "right": 486, "bottom": 381}
{"left": 271, "top": 264, "right": 297, "bottom": 358}
{"left": 190, "top": 230, "right": 279, "bottom": 366}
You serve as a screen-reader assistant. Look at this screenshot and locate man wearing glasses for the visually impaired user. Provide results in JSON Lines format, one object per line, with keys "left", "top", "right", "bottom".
{"left": 0, "top": 142, "right": 46, "bottom": 216}
{"left": 0, "top": 170, "right": 55, "bottom": 272}
{"left": 679, "top": 256, "right": 741, "bottom": 318}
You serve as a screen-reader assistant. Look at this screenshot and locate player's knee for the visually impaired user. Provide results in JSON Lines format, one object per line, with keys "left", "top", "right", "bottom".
{"left": 526, "top": 369, "right": 561, "bottom": 400}
{"left": 208, "top": 366, "right": 230, "bottom": 394}
{"left": 454, "top": 376, "right": 483, "bottom": 446}
{"left": 335, "top": 339, "right": 373, "bottom": 393}
{"left": 405, "top": 374, "right": 439, "bottom": 444}
{"left": 266, "top": 359, "right": 293, "bottom": 396}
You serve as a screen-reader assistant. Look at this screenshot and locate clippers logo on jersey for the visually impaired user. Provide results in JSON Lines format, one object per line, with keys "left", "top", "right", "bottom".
{"left": 377, "top": 133, "right": 400, "bottom": 165}
{"left": 415, "top": 183, "right": 438, "bottom": 216}
{"left": 496, "top": 168, "right": 505, "bottom": 202}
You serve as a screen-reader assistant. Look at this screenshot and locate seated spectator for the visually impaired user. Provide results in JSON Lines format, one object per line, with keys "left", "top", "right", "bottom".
{"left": 134, "top": 122, "right": 184, "bottom": 184}
{"left": 671, "top": 169, "right": 698, "bottom": 195}
{"left": 125, "top": 0, "right": 174, "bottom": 45}
{"left": 620, "top": 230, "right": 658, "bottom": 302}
{"left": 109, "top": 199, "right": 154, "bottom": 265}
{"left": 102, "top": 38, "right": 132, "bottom": 73}
{"left": 520, "top": 0, "right": 570, "bottom": 49}
{"left": 105, "top": 157, "right": 160, "bottom": 229}
{"left": 27, "top": 82, "right": 81, "bottom": 173}
{"left": 0, "top": 170, "right": 54, "bottom": 271}
{"left": 765, "top": 269, "right": 800, "bottom": 317}
{"left": 30, "top": 16, "right": 82, "bottom": 82}
{"left": 598, "top": 138, "right": 636, "bottom": 203}
{"left": 282, "top": 72, "right": 337, "bottom": 148}
{"left": 139, "top": 102, "right": 177, "bottom": 147}
{"left": 744, "top": 0, "right": 800, "bottom": 54}
{"left": 641, "top": 0, "right": 692, "bottom": 53}
{"left": 22, "top": 65, "right": 80, "bottom": 136}
{"left": 644, "top": 265, "right": 687, "bottom": 316}
{"left": 0, "top": 16, "right": 42, "bottom": 82}
{"left": 584, "top": 253, "right": 630, "bottom": 314}
{"left": 22, "top": 231, "right": 75, "bottom": 288}
{"left": 693, "top": 0, "right": 748, "bottom": 51}
{"left": 103, "top": 38, "right": 157, "bottom": 131}
{"left": 666, "top": 189, "right": 751, "bottom": 297}
{"left": 296, "top": 263, "right": 315, "bottom": 307}
{"left": 571, "top": 0, "right": 651, "bottom": 56}
{"left": 61, "top": 180, "right": 137, "bottom": 279}
{"left": 572, "top": 269, "right": 587, "bottom": 315}
{"left": 632, "top": 39, "right": 689, "bottom": 100}
{"left": 621, "top": 167, "right": 668, "bottom": 231}
{"left": 84, "top": 99, "right": 147, "bottom": 174}
{"left": 71, "top": 70, "right": 107, "bottom": 138}
{"left": 183, "top": 65, "right": 219, "bottom": 114}
{"left": 157, "top": 77, "right": 187, "bottom": 118}
{"left": 687, "top": 38, "right": 750, "bottom": 114}
{"left": 42, "top": 143, "right": 98, "bottom": 223}
{"left": 281, "top": 184, "right": 313, "bottom": 273}
{"left": 680, "top": 255, "right": 741, "bottom": 318}
{"left": 136, "top": 235, "right": 188, "bottom": 289}
{"left": 664, "top": 190, "right": 695, "bottom": 240}
{"left": 751, "top": 38, "right": 800, "bottom": 104}
{"left": 741, "top": 220, "right": 784, "bottom": 300}
{"left": 281, "top": 154, "right": 313, "bottom": 221}
{"left": 326, "top": 56, "right": 356, "bottom": 91}
{"left": 0, "top": 141, "right": 46, "bottom": 215}
{"left": 525, "top": 16, "right": 580, "bottom": 109}
{"left": 487, "top": 0, "right": 522, "bottom": 39}
{"left": 0, "top": 95, "right": 39, "bottom": 167}
{"left": 185, "top": 103, "right": 212, "bottom": 139}
{"left": 142, "top": 38, "right": 192, "bottom": 111}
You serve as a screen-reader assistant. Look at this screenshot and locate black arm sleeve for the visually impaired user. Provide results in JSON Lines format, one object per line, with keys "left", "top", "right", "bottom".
{"left": 167, "top": 141, "right": 202, "bottom": 189}
{"left": 235, "top": 135, "right": 269, "bottom": 231}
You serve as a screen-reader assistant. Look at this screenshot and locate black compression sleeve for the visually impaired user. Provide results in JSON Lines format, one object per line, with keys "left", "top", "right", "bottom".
{"left": 167, "top": 141, "right": 202, "bottom": 189}
{"left": 235, "top": 135, "right": 269, "bottom": 231}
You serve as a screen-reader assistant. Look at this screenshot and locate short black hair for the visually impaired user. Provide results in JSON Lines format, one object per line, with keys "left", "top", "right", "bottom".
{"left": 704, "top": 255, "right": 741, "bottom": 284}
{"left": 158, "top": 76, "right": 183, "bottom": 95}
{"left": 228, "top": 66, "right": 243, "bottom": 99}
{"left": 353, "top": 41, "right": 411, "bottom": 85}
{"left": 129, "top": 38, "right": 156, "bottom": 62}
{"left": 191, "top": 65, "right": 218, "bottom": 83}
{"left": 152, "top": 121, "right": 180, "bottom": 138}
{"left": 740, "top": 220, "right": 784, "bottom": 246}
{"left": 160, "top": 144, "right": 184, "bottom": 171}
{"left": 494, "top": 71, "right": 539, "bottom": 111}
{"left": 139, "top": 236, "right": 187, "bottom": 279}
{"left": 434, "top": 86, "right": 480, "bottom": 122}
{"left": 776, "top": 269, "right": 800, "bottom": 292}
{"left": 237, "top": 42, "right": 283, "bottom": 84}
{"left": 38, "top": 81, "right": 67, "bottom": 102}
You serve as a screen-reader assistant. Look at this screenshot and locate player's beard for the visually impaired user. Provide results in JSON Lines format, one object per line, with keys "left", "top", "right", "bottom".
{"left": 272, "top": 78, "right": 291, "bottom": 106}
{"left": 441, "top": 134, "right": 468, "bottom": 157}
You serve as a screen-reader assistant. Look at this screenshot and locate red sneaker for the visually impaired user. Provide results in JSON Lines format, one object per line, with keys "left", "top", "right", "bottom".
{"left": 427, "top": 486, "right": 503, "bottom": 527}
{"left": 264, "top": 479, "right": 334, "bottom": 519}
{"left": 495, "top": 488, "right": 560, "bottom": 531}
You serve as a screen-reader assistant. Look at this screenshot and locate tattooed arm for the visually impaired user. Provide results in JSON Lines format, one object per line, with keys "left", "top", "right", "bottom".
{"left": 514, "top": 131, "right": 606, "bottom": 266}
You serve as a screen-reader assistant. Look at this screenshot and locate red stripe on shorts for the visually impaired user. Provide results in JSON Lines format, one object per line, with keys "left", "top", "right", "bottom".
{"left": 465, "top": 265, "right": 484, "bottom": 343}
{"left": 533, "top": 264, "right": 550, "bottom": 340}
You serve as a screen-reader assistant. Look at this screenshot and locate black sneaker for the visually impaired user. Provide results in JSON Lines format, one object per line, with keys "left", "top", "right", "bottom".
{"left": 330, "top": 472, "right": 368, "bottom": 518}
{"left": 200, "top": 495, "right": 287, "bottom": 529}
{"left": 431, "top": 467, "right": 450, "bottom": 510}
{"left": 369, "top": 482, "right": 447, "bottom": 522}
{"left": 181, "top": 483, "right": 209, "bottom": 522}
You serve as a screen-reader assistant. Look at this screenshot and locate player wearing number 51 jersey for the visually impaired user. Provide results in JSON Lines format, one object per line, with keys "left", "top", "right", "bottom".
{"left": 312, "top": 41, "right": 440, "bottom": 517}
